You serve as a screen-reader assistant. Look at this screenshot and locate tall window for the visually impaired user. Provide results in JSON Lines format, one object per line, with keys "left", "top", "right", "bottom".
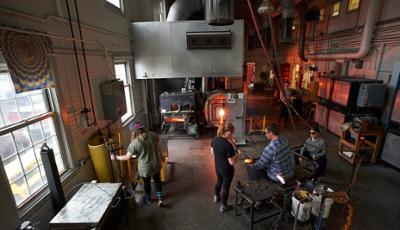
{"left": 319, "top": 8, "right": 325, "bottom": 21}
{"left": 0, "top": 68, "right": 65, "bottom": 206}
{"left": 105, "top": 0, "right": 123, "bottom": 10}
{"left": 114, "top": 62, "right": 133, "bottom": 123}
{"left": 332, "top": 2, "right": 341, "bottom": 17}
{"left": 348, "top": 0, "right": 360, "bottom": 11}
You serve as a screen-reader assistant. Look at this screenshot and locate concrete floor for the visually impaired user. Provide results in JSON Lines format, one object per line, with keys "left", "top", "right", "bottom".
{"left": 119, "top": 94, "right": 400, "bottom": 230}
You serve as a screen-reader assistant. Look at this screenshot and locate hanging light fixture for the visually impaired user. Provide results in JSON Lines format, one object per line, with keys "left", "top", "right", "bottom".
{"left": 257, "top": 0, "right": 275, "bottom": 15}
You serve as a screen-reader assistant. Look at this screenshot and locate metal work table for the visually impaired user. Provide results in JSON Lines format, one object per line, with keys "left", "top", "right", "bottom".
{"left": 235, "top": 179, "right": 283, "bottom": 230}
{"left": 50, "top": 183, "right": 122, "bottom": 229}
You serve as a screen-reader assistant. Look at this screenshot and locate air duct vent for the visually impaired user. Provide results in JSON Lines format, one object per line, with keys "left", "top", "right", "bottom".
{"left": 186, "top": 31, "right": 231, "bottom": 49}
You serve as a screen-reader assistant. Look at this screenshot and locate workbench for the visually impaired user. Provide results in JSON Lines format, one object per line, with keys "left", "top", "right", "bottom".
{"left": 338, "top": 124, "right": 383, "bottom": 164}
{"left": 234, "top": 179, "right": 282, "bottom": 230}
{"left": 50, "top": 183, "right": 123, "bottom": 229}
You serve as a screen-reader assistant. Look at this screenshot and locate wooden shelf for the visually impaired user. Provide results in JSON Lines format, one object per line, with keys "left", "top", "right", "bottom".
{"left": 338, "top": 125, "right": 383, "bottom": 164}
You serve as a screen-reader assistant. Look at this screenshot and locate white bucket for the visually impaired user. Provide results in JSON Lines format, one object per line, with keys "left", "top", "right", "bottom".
{"left": 291, "top": 195, "right": 313, "bottom": 222}
{"left": 311, "top": 188, "right": 334, "bottom": 218}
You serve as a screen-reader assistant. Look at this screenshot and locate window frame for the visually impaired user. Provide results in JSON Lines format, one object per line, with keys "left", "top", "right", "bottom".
{"left": 332, "top": 1, "right": 341, "bottom": 17}
{"left": 0, "top": 68, "right": 70, "bottom": 210}
{"left": 113, "top": 60, "right": 135, "bottom": 125}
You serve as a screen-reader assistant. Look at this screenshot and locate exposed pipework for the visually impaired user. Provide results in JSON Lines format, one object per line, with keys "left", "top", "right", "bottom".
{"left": 309, "top": 0, "right": 381, "bottom": 60}
{"left": 298, "top": 8, "right": 307, "bottom": 62}
{"left": 166, "top": 0, "right": 204, "bottom": 21}
{"left": 206, "top": 0, "right": 234, "bottom": 25}
{"left": 280, "top": 0, "right": 294, "bottom": 42}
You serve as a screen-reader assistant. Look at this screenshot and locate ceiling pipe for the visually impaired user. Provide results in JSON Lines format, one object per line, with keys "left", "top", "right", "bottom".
{"left": 166, "top": 0, "right": 204, "bottom": 21}
{"left": 309, "top": 0, "right": 381, "bottom": 60}
{"left": 280, "top": 0, "right": 295, "bottom": 42}
{"left": 206, "top": 0, "right": 234, "bottom": 25}
{"left": 298, "top": 4, "right": 307, "bottom": 62}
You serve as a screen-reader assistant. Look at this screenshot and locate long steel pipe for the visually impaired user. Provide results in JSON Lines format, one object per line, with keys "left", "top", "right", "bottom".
{"left": 166, "top": 0, "right": 204, "bottom": 21}
{"left": 309, "top": 0, "right": 381, "bottom": 60}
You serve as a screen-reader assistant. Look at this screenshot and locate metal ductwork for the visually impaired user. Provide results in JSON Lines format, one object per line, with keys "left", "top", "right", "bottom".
{"left": 167, "top": 0, "right": 234, "bottom": 26}
{"left": 280, "top": 0, "right": 294, "bottom": 42}
{"left": 309, "top": 0, "right": 381, "bottom": 60}
{"left": 167, "top": 0, "right": 204, "bottom": 21}
{"left": 206, "top": 0, "right": 235, "bottom": 26}
{"left": 298, "top": 16, "right": 307, "bottom": 62}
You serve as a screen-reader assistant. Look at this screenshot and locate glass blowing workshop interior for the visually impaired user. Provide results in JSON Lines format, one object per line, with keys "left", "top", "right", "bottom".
{"left": 0, "top": 0, "right": 399, "bottom": 229}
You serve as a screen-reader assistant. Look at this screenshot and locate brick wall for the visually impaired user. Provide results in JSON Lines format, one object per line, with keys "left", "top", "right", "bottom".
{"left": 0, "top": 0, "right": 149, "bottom": 228}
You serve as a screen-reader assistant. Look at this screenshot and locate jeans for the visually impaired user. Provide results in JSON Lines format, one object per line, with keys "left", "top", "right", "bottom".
{"left": 303, "top": 152, "right": 327, "bottom": 179}
{"left": 214, "top": 169, "right": 234, "bottom": 205}
{"left": 142, "top": 173, "right": 163, "bottom": 200}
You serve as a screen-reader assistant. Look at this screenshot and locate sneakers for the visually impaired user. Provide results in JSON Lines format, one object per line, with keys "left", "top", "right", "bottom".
{"left": 220, "top": 204, "right": 233, "bottom": 213}
{"left": 213, "top": 195, "right": 221, "bottom": 203}
{"left": 157, "top": 199, "right": 163, "bottom": 207}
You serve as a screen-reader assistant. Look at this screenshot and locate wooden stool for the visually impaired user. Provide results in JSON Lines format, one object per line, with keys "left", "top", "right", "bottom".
{"left": 248, "top": 116, "right": 267, "bottom": 135}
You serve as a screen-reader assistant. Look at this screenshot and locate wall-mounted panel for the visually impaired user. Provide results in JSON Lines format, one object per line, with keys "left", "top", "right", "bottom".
{"left": 131, "top": 20, "right": 244, "bottom": 79}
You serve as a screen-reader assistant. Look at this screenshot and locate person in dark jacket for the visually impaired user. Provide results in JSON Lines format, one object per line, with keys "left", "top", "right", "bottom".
{"left": 211, "top": 122, "right": 240, "bottom": 213}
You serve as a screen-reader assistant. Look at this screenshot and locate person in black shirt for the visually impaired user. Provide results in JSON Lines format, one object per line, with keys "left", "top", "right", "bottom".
{"left": 211, "top": 123, "right": 240, "bottom": 213}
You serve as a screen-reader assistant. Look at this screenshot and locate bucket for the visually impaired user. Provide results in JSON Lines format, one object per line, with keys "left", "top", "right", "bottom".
{"left": 88, "top": 136, "right": 113, "bottom": 182}
{"left": 311, "top": 188, "right": 334, "bottom": 218}
{"left": 245, "top": 163, "right": 264, "bottom": 181}
{"left": 291, "top": 191, "right": 313, "bottom": 222}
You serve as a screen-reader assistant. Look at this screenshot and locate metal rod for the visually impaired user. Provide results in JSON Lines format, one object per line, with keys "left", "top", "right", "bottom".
{"left": 74, "top": 0, "right": 97, "bottom": 125}
{"left": 65, "top": 0, "right": 86, "bottom": 109}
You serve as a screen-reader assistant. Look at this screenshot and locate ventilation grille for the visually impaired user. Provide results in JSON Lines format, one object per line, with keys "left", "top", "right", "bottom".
{"left": 186, "top": 31, "right": 231, "bottom": 49}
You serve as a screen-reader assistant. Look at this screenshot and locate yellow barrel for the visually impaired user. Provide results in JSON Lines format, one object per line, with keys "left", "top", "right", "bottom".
{"left": 160, "top": 156, "right": 168, "bottom": 182}
{"left": 88, "top": 136, "right": 113, "bottom": 182}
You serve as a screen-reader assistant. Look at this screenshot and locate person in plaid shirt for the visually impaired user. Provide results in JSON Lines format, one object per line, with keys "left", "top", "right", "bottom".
{"left": 253, "top": 123, "right": 295, "bottom": 182}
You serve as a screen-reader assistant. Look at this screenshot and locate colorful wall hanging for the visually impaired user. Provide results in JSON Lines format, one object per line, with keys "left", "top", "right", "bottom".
{"left": 0, "top": 29, "right": 55, "bottom": 93}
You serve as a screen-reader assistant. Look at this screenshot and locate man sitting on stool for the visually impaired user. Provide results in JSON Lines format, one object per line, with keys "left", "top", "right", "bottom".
{"left": 253, "top": 123, "right": 295, "bottom": 184}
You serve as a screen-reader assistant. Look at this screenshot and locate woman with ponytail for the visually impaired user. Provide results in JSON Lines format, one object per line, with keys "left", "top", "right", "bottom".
{"left": 211, "top": 122, "right": 240, "bottom": 213}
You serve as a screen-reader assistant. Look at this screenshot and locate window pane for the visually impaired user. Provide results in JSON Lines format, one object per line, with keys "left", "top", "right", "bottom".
{"left": 39, "top": 164, "right": 47, "bottom": 183}
{"left": 20, "top": 148, "right": 38, "bottom": 173}
{"left": 14, "top": 128, "right": 32, "bottom": 152}
{"left": 121, "top": 86, "right": 132, "bottom": 122}
{"left": 10, "top": 177, "right": 30, "bottom": 206}
{"left": 31, "top": 91, "right": 48, "bottom": 115}
{"left": 46, "top": 136, "right": 60, "bottom": 154}
{"left": 0, "top": 133, "right": 17, "bottom": 160}
{"left": 114, "top": 63, "right": 128, "bottom": 84}
{"left": 0, "top": 99, "right": 20, "bottom": 125}
{"left": 33, "top": 142, "right": 44, "bottom": 165}
{"left": 332, "top": 2, "right": 340, "bottom": 16}
{"left": 46, "top": 136, "right": 65, "bottom": 173}
{"left": 26, "top": 168, "right": 44, "bottom": 194}
{"left": 42, "top": 117, "right": 56, "bottom": 138}
{"left": 54, "top": 153, "right": 65, "bottom": 173}
{"left": 106, "top": 0, "right": 121, "bottom": 8}
{"left": 0, "top": 72, "right": 15, "bottom": 101}
{"left": 3, "top": 155, "right": 24, "bottom": 182}
{"left": 16, "top": 94, "right": 34, "bottom": 120}
{"left": 319, "top": 9, "right": 325, "bottom": 21}
{"left": 348, "top": 0, "right": 360, "bottom": 11}
{"left": 28, "top": 122, "right": 44, "bottom": 144}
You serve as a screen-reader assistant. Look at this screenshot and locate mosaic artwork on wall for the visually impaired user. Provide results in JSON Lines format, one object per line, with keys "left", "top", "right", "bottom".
{"left": 0, "top": 29, "right": 55, "bottom": 93}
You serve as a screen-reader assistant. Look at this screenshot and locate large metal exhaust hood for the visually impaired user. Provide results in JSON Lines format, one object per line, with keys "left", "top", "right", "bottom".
{"left": 131, "top": 20, "right": 244, "bottom": 79}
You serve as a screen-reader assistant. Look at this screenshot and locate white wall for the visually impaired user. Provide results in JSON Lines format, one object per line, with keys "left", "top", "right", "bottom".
{"left": 0, "top": 0, "right": 153, "bottom": 229}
